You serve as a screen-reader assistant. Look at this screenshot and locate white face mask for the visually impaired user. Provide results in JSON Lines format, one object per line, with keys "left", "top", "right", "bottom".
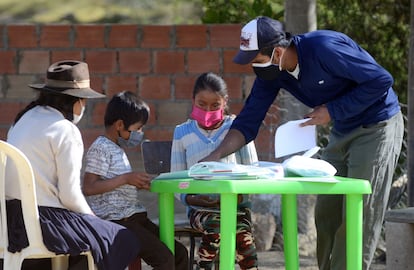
{"left": 73, "top": 99, "right": 85, "bottom": 124}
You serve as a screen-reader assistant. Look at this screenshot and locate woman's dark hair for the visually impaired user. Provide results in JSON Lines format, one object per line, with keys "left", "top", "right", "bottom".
{"left": 14, "top": 91, "right": 78, "bottom": 124}
{"left": 193, "top": 72, "right": 229, "bottom": 114}
{"left": 104, "top": 90, "right": 150, "bottom": 129}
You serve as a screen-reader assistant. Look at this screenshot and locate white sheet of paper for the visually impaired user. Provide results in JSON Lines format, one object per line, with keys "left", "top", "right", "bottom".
{"left": 275, "top": 118, "right": 317, "bottom": 158}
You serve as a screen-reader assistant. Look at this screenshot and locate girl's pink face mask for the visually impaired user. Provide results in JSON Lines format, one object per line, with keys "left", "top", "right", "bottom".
{"left": 190, "top": 105, "right": 224, "bottom": 128}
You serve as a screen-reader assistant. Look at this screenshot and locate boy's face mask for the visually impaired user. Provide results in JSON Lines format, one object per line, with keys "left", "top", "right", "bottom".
{"left": 118, "top": 130, "right": 144, "bottom": 148}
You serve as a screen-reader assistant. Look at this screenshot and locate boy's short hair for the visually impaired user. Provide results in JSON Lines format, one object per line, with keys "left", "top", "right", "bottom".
{"left": 104, "top": 91, "right": 150, "bottom": 128}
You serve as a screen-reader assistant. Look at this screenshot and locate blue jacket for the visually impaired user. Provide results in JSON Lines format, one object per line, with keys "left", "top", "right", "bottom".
{"left": 232, "top": 30, "right": 400, "bottom": 142}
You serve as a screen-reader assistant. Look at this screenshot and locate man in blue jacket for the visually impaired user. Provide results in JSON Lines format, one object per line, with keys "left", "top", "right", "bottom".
{"left": 202, "top": 16, "right": 404, "bottom": 270}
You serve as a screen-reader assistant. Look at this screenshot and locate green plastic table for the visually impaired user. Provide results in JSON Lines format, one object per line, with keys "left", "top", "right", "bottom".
{"left": 150, "top": 171, "right": 371, "bottom": 270}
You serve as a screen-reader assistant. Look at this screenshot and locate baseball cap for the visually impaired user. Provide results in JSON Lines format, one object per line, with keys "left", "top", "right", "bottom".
{"left": 233, "top": 16, "right": 288, "bottom": 65}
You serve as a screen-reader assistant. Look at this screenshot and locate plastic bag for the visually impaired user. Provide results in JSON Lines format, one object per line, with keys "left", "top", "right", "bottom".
{"left": 282, "top": 155, "right": 337, "bottom": 177}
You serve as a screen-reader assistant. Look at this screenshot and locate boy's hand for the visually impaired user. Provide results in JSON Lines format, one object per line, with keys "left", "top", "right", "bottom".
{"left": 125, "top": 172, "right": 151, "bottom": 190}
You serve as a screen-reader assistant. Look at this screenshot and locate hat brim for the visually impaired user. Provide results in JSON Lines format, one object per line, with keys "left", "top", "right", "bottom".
{"left": 233, "top": 49, "right": 260, "bottom": 65}
{"left": 29, "top": 84, "right": 106, "bottom": 99}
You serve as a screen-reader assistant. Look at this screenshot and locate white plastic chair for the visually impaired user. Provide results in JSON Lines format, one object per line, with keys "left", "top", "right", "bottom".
{"left": 0, "top": 140, "right": 95, "bottom": 270}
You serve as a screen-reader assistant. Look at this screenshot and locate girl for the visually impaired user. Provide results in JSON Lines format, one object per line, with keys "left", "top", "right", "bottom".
{"left": 170, "top": 72, "right": 259, "bottom": 270}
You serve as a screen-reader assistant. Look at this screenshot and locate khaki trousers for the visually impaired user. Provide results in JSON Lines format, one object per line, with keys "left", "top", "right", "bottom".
{"left": 315, "top": 111, "right": 404, "bottom": 270}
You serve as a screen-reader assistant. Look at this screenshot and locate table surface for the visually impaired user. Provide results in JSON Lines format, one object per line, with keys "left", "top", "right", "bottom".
{"left": 151, "top": 170, "right": 372, "bottom": 194}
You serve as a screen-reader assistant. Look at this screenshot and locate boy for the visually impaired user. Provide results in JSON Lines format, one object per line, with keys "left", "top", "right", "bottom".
{"left": 83, "top": 91, "right": 189, "bottom": 270}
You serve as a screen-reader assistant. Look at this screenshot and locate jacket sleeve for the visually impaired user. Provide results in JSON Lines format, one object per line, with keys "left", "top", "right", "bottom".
{"left": 231, "top": 78, "right": 280, "bottom": 143}
{"left": 321, "top": 36, "right": 394, "bottom": 121}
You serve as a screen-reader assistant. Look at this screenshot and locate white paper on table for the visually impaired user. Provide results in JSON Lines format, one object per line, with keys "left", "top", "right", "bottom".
{"left": 275, "top": 118, "right": 317, "bottom": 158}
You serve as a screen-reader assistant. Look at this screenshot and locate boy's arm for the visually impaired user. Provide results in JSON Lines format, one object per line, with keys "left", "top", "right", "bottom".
{"left": 82, "top": 172, "right": 151, "bottom": 196}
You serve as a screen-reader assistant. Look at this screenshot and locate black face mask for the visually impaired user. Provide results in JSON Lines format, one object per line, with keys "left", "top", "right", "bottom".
{"left": 253, "top": 65, "right": 282, "bottom": 80}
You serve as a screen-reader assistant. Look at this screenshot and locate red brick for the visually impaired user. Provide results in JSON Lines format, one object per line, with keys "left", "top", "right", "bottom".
{"left": 140, "top": 76, "right": 170, "bottom": 100}
{"left": 157, "top": 101, "right": 189, "bottom": 126}
{"left": 0, "top": 128, "right": 8, "bottom": 141}
{"left": 90, "top": 101, "right": 107, "bottom": 126}
{"left": 229, "top": 100, "right": 245, "bottom": 115}
{"left": 6, "top": 75, "right": 38, "bottom": 99}
{"left": 223, "top": 49, "right": 251, "bottom": 73}
{"left": 176, "top": 25, "right": 208, "bottom": 48}
{"left": 40, "top": 25, "right": 71, "bottom": 48}
{"left": 7, "top": 25, "right": 37, "bottom": 48}
{"left": 19, "top": 51, "right": 50, "bottom": 74}
{"left": 90, "top": 76, "right": 105, "bottom": 96}
{"left": 209, "top": 24, "right": 241, "bottom": 48}
{"left": 74, "top": 25, "right": 105, "bottom": 48}
{"left": 223, "top": 76, "right": 243, "bottom": 100}
{"left": 0, "top": 51, "right": 17, "bottom": 74}
{"left": 51, "top": 50, "right": 83, "bottom": 63}
{"left": 141, "top": 26, "right": 171, "bottom": 48}
{"left": 187, "top": 51, "right": 220, "bottom": 74}
{"left": 85, "top": 51, "right": 117, "bottom": 73}
{"left": 106, "top": 76, "right": 138, "bottom": 97}
{"left": 174, "top": 75, "right": 197, "bottom": 99}
{"left": 154, "top": 51, "right": 185, "bottom": 74}
{"left": 143, "top": 101, "right": 156, "bottom": 125}
{"left": 119, "top": 51, "right": 151, "bottom": 73}
{"left": 80, "top": 128, "right": 105, "bottom": 150}
{"left": 0, "top": 102, "right": 26, "bottom": 124}
{"left": 108, "top": 25, "right": 138, "bottom": 48}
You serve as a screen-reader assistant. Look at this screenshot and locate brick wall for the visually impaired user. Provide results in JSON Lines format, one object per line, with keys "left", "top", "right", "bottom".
{"left": 0, "top": 23, "right": 282, "bottom": 169}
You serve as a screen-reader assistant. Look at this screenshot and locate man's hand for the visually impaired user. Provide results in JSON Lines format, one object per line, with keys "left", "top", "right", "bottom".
{"left": 301, "top": 105, "right": 331, "bottom": 127}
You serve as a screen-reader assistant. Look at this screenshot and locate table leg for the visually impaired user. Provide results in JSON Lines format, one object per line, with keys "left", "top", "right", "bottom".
{"left": 220, "top": 193, "right": 238, "bottom": 269}
{"left": 346, "top": 194, "right": 363, "bottom": 270}
{"left": 158, "top": 192, "right": 175, "bottom": 253}
{"left": 282, "top": 194, "right": 299, "bottom": 270}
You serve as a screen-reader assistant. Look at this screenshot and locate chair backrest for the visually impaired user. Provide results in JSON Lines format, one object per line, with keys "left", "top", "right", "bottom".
{"left": 0, "top": 140, "right": 96, "bottom": 270}
{"left": 0, "top": 140, "right": 46, "bottom": 251}
{"left": 0, "top": 140, "right": 63, "bottom": 268}
{"left": 141, "top": 140, "right": 172, "bottom": 175}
